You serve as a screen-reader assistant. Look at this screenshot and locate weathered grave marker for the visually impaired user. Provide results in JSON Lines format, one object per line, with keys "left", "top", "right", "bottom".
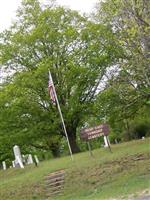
{"left": 34, "top": 155, "right": 39, "bottom": 165}
{"left": 34, "top": 155, "right": 39, "bottom": 163}
{"left": 13, "top": 145, "right": 22, "bottom": 162}
{"left": 13, "top": 145, "right": 24, "bottom": 168}
{"left": 104, "top": 135, "right": 110, "bottom": 147}
{"left": 44, "top": 169, "right": 65, "bottom": 198}
{"left": 12, "top": 161, "right": 15, "bottom": 168}
{"left": 2, "top": 161, "right": 6, "bottom": 170}
{"left": 27, "top": 154, "right": 33, "bottom": 164}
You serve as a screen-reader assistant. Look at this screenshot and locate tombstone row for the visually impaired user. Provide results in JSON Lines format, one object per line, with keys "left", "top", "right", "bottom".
{"left": 1, "top": 145, "right": 39, "bottom": 170}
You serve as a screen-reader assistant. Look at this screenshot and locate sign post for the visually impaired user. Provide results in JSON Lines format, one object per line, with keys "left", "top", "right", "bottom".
{"left": 87, "top": 141, "right": 93, "bottom": 157}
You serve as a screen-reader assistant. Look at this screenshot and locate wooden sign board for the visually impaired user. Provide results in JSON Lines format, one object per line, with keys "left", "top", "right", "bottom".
{"left": 80, "top": 124, "right": 109, "bottom": 141}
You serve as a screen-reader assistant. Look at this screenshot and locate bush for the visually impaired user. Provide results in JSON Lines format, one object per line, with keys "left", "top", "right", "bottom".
{"left": 125, "top": 122, "right": 150, "bottom": 140}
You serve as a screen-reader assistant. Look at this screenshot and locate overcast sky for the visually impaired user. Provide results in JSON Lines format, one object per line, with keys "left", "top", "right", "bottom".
{"left": 0, "top": 0, "right": 98, "bottom": 31}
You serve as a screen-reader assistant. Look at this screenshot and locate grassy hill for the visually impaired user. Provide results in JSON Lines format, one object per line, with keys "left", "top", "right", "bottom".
{"left": 0, "top": 138, "right": 150, "bottom": 200}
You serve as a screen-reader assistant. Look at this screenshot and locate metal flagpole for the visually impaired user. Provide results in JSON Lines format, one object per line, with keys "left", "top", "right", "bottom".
{"left": 49, "top": 71, "right": 73, "bottom": 160}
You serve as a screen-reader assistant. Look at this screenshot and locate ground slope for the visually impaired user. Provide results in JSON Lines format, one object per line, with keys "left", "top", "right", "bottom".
{"left": 0, "top": 138, "right": 150, "bottom": 200}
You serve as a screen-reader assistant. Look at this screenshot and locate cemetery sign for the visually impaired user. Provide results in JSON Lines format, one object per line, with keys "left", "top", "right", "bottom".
{"left": 80, "top": 124, "right": 109, "bottom": 141}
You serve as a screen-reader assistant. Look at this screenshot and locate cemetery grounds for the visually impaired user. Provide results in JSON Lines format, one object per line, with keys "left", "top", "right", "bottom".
{"left": 0, "top": 138, "right": 150, "bottom": 200}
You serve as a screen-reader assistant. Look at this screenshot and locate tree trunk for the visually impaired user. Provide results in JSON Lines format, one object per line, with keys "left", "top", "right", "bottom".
{"left": 51, "top": 144, "right": 60, "bottom": 157}
{"left": 47, "top": 140, "right": 60, "bottom": 158}
{"left": 67, "top": 131, "right": 80, "bottom": 154}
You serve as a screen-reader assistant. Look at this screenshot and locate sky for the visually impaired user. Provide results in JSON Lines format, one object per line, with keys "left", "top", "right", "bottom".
{"left": 0, "top": 0, "right": 98, "bottom": 31}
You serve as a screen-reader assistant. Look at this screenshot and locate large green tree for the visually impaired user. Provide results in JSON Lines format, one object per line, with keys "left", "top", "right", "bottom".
{"left": 0, "top": 68, "right": 62, "bottom": 158}
{"left": 0, "top": 0, "right": 116, "bottom": 156}
{"left": 95, "top": 0, "right": 150, "bottom": 118}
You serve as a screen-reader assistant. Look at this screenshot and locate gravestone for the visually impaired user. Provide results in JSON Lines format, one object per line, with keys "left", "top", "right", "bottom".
{"left": 12, "top": 161, "right": 15, "bottom": 168}
{"left": 2, "top": 161, "right": 6, "bottom": 170}
{"left": 27, "top": 154, "right": 33, "bottom": 164}
{"left": 13, "top": 145, "right": 22, "bottom": 163}
{"left": 34, "top": 155, "right": 39, "bottom": 164}
{"left": 13, "top": 145, "right": 24, "bottom": 169}
{"left": 104, "top": 135, "right": 110, "bottom": 147}
{"left": 115, "top": 139, "right": 118, "bottom": 144}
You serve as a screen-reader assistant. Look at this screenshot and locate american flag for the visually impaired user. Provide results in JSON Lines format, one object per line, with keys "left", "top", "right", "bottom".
{"left": 48, "top": 72, "right": 56, "bottom": 105}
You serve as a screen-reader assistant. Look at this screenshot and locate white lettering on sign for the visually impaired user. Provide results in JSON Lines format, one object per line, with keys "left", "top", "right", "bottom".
{"left": 80, "top": 124, "right": 109, "bottom": 141}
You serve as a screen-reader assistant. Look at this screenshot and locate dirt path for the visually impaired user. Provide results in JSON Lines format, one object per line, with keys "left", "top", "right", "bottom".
{"left": 130, "top": 190, "right": 150, "bottom": 200}
{"left": 134, "top": 195, "right": 150, "bottom": 200}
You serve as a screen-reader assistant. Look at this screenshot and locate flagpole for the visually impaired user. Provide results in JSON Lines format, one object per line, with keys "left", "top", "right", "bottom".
{"left": 49, "top": 71, "right": 73, "bottom": 161}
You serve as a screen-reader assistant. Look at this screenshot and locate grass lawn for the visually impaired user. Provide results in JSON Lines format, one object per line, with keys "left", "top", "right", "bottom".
{"left": 0, "top": 138, "right": 150, "bottom": 200}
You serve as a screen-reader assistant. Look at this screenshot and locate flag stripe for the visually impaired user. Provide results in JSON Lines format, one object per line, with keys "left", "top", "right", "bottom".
{"left": 48, "top": 73, "right": 56, "bottom": 105}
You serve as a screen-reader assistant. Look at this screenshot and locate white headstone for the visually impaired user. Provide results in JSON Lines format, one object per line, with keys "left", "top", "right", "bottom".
{"left": 2, "top": 161, "right": 6, "bottom": 170}
{"left": 34, "top": 155, "right": 39, "bottom": 164}
{"left": 104, "top": 136, "right": 110, "bottom": 147}
{"left": 16, "top": 156, "right": 24, "bottom": 168}
{"left": 27, "top": 154, "right": 33, "bottom": 164}
{"left": 13, "top": 145, "right": 24, "bottom": 168}
{"left": 12, "top": 161, "right": 15, "bottom": 168}
{"left": 13, "top": 145, "right": 22, "bottom": 162}
{"left": 115, "top": 139, "right": 118, "bottom": 144}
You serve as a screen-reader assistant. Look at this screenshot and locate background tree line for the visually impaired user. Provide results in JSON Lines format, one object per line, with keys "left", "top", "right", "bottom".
{"left": 0, "top": 0, "right": 149, "bottom": 162}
